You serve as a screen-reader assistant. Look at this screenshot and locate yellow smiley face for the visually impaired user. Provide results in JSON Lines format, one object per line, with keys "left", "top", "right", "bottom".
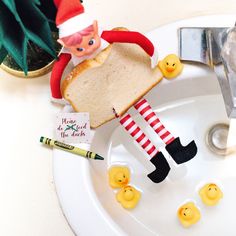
{"left": 177, "top": 202, "right": 201, "bottom": 227}
{"left": 180, "top": 207, "right": 195, "bottom": 221}
{"left": 199, "top": 183, "right": 223, "bottom": 206}
{"left": 116, "top": 185, "right": 141, "bottom": 209}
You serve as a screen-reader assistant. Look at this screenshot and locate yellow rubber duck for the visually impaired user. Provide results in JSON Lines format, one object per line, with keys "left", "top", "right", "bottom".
{"left": 199, "top": 183, "right": 223, "bottom": 206}
{"left": 108, "top": 166, "right": 131, "bottom": 188}
{"left": 116, "top": 185, "right": 141, "bottom": 209}
{"left": 177, "top": 202, "right": 201, "bottom": 228}
{"left": 158, "top": 54, "right": 184, "bottom": 79}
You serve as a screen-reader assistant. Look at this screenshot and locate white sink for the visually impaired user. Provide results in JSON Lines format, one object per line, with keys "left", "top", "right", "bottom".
{"left": 53, "top": 15, "right": 236, "bottom": 236}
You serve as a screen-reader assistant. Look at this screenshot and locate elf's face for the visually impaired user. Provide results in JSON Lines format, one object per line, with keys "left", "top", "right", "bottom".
{"left": 66, "top": 21, "right": 101, "bottom": 58}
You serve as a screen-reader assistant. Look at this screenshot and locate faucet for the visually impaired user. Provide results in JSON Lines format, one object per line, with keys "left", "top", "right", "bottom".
{"left": 179, "top": 26, "right": 236, "bottom": 118}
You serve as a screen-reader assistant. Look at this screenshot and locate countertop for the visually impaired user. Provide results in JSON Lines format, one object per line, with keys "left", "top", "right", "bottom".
{"left": 1, "top": 0, "right": 236, "bottom": 235}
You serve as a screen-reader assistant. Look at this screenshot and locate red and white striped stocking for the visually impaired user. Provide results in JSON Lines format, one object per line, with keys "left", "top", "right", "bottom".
{"left": 116, "top": 110, "right": 171, "bottom": 183}
{"left": 134, "top": 98, "right": 175, "bottom": 145}
{"left": 119, "top": 114, "right": 159, "bottom": 158}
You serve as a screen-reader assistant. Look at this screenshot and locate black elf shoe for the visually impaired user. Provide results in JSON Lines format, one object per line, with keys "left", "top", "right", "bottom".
{"left": 165, "top": 137, "right": 197, "bottom": 164}
{"left": 147, "top": 152, "right": 170, "bottom": 183}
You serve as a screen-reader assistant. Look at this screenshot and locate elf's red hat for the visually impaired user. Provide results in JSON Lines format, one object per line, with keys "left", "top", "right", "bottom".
{"left": 54, "top": 0, "right": 92, "bottom": 38}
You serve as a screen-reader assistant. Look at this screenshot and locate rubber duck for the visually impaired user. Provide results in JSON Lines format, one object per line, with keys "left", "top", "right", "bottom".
{"left": 199, "top": 183, "right": 223, "bottom": 206}
{"left": 108, "top": 166, "right": 131, "bottom": 188}
{"left": 158, "top": 54, "right": 184, "bottom": 79}
{"left": 116, "top": 185, "right": 141, "bottom": 209}
{"left": 177, "top": 202, "right": 201, "bottom": 227}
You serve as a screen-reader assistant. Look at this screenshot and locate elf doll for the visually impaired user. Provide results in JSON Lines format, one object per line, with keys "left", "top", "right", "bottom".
{"left": 51, "top": 0, "right": 197, "bottom": 183}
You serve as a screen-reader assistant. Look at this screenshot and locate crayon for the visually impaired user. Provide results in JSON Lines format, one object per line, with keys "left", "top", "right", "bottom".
{"left": 40, "top": 136, "right": 104, "bottom": 160}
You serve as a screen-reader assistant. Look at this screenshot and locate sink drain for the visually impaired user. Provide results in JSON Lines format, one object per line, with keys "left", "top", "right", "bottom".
{"left": 206, "top": 123, "right": 230, "bottom": 156}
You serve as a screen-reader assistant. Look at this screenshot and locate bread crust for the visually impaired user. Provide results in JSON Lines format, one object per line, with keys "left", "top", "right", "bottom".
{"left": 62, "top": 60, "right": 163, "bottom": 128}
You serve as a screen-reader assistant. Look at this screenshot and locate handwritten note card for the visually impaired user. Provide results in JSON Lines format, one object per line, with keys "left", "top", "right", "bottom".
{"left": 55, "top": 113, "right": 91, "bottom": 143}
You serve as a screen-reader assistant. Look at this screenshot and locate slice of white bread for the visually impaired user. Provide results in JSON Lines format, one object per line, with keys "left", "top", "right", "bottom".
{"left": 62, "top": 43, "right": 163, "bottom": 128}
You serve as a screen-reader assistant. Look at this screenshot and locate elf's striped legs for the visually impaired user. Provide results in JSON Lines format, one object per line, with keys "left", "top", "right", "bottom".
{"left": 120, "top": 114, "right": 158, "bottom": 158}
{"left": 134, "top": 99, "right": 175, "bottom": 145}
{"left": 119, "top": 114, "right": 170, "bottom": 183}
{"left": 134, "top": 98, "right": 197, "bottom": 164}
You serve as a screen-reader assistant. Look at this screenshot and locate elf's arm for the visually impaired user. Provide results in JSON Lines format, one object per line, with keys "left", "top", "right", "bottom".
{"left": 101, "top": 30, "right": 158, "bottom": 68}
{"left": 50, "top": 53, "right": 72, "bottom": 99}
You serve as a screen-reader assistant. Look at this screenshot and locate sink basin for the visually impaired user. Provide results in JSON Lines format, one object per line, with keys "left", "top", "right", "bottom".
{"left": 53, "top": 15, "right": 236, "bottom": 236}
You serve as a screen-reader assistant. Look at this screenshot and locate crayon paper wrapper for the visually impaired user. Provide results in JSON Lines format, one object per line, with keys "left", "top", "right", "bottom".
{"left": 55, "top": 113, "right": 91, "bottom": 144}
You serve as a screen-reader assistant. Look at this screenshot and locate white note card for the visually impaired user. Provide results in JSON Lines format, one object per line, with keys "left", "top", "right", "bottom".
{"left": 55, "top": 113, "right": 91, "bottom": 143}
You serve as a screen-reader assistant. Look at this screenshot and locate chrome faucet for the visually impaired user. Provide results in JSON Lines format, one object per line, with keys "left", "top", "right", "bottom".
{"left": 179, "top": 26, "right": 236, "bottom": 118}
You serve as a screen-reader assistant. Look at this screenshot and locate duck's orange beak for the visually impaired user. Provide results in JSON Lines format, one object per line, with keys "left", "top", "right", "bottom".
{"left": 166, "top": 67, "right": 175, "bottom": 72}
